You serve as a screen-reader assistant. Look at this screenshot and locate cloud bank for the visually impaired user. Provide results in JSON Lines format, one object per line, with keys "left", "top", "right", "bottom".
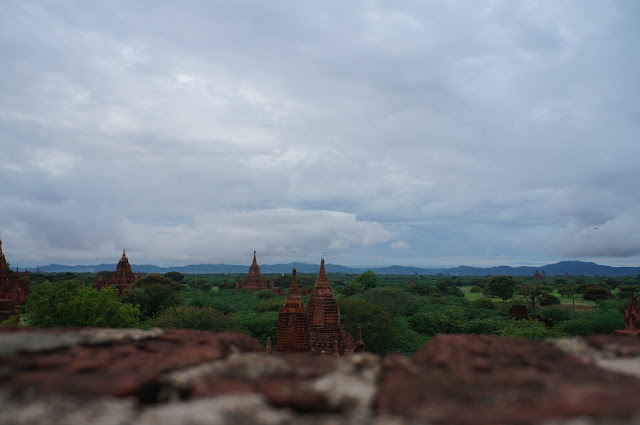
{"left": 0, "top": 1, "right": 638, "bottom": 267}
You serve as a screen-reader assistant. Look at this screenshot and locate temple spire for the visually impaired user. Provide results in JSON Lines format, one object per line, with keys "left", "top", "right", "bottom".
{"left": 289, "top": 267, "right": 300, "bottom": 297}
{"left": 253, "top": 250, "right": 257, "bottom": 264}
{"left": 355, "top": 327, "right": 365, "bottom": 353}
{"left": 274, "top": 266, "right": 310, "bottom": 352}
{"left": 316, "top": 258, "right": 330, "bottom": 288}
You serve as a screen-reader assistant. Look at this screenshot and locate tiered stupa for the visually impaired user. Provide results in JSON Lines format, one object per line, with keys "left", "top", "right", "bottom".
{"left": 275, "top": 267, "right": 310, "bottom": 352}
{"left": 0, "top": 239, "right": 30, "bottom": 321}
{"left": 237, "top": 251, "right": 282, "bottom": 294}
{"left": 93, "top": 250, "right": 140, "bottom": 296}
{"left": 306, "top": 258, "right": 351, "bottom": 355}
{"left": 239, "top": 251, "right": 269, "bottom": 292}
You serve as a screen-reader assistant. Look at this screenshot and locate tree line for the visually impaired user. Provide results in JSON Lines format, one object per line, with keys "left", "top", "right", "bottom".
{"left": 7, "top": 270, "right": 637, "bottom": 355}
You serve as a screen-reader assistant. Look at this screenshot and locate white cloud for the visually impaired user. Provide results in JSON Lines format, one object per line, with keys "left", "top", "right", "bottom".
{"left": 390, "top": 240, "right": 409, "bottom": 249}
{"left": 548, "top": 210, "right": 640, "bottom": 258}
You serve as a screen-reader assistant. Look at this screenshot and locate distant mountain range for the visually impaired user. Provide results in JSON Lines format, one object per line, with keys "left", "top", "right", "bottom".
{"left": 32, "top": 260, "right": 640, "bottom": 277}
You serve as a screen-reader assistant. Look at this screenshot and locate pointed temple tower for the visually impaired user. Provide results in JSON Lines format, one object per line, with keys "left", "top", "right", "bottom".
{"left": 354, "top": 327, "right": 365, "bottom": 353}
{"left": 0, "top": 239, "right": 30, "bottom": 321}
{"left": 239, "top": 251, "right": 269, "bottom": 292}
{"left": 307, "top": 258, "right": 350, "bottom": 355}
{"left": 93, "top": 250, "right": 140, "bottom": 296}
{"left": 275, "top": 267, "right": 310, "bottom": 352}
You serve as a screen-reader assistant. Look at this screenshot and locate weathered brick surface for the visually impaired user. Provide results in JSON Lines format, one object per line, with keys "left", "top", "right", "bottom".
{"left": 2, "top": 329, "right": 640, "bottom": 425}
{"left": 0, "top": 329, "right": 263, "bottom": 399}
{"left": 377, "top": 334, "right": 640, "bottom": 425}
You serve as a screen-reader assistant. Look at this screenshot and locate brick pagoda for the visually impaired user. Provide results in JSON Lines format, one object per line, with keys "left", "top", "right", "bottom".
{"left": 237, "top": 251, "right": 282, "bottom": 294}
{"left": 307, "top": 258, "right": 351, "bottom": 355}
{"left": 0, "top": 239, "right": 30, "bottom": 321}
{"left": 93, "top": 250, "right": 140, "bottom": 296}
{"left": 275, "top": 267, "right": 310, "bottom": 352}
{"left": 615, "top": 292, "right": 640, "bottom": 336}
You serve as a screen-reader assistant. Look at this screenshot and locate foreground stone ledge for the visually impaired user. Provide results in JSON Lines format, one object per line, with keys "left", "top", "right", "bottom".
{"left": 0, "top": 328, "right": 263, "bottom": 400}
{"left": 1, "top": 329, "right": 640, "bottom": 425}
{"left": 377, "top": 335, "right": 640, "bottom": 425}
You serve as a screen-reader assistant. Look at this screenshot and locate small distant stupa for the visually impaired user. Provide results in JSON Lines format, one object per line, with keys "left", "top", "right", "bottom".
{"left": 93, "top": 250, "right": 140, "bottom": 296}
{"left": 237, "top": 251, "right": 282, "bottom": 294}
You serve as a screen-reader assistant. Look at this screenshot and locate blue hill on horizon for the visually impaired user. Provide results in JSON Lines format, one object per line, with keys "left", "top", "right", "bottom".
{"left": 31, "top": 260, "right": 640, "bottom": 277}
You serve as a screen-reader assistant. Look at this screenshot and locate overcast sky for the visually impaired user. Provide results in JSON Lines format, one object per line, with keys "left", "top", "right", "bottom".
{"left": 1, "top": 1, "right": 639, "bottom": 268}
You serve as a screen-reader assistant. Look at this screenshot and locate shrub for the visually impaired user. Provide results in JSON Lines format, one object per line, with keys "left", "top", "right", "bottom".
{"left": 383, "top": 317, "right": 429, "bottom": 355}
{"left": 409, "top": 306, "right": 465, "bottom": 336}
{"left": 463, "top": 316, "right": 506, "bottom": 335}
{"left": 556, "top": 308, "right": 623, "bottom": 336}
{"left": 582, "top": 286, "right": 611, "bottom": 306}
{"left": 471, "top": 298, "right": 495, "bottom": 310}
{"left": 149, "top": 305, "right": 245, "bottom": 333}
{"left": 257, "top": 290, "right": 274, "bottom": 299}
{"left": 539, "top": 293, "right": 560, "bottom": 306}
{"left": 618, "top": 286, "right": 638, "bottom": 297}
{"left": 469, "top": 285, "right": 483, "bottom": 293}
{"left": 27, "top": 282, "right": 140, "bottom": 328}
{"left": 436, "top": 281, "right": 464, "bottom": 297}
{"left": 164, "top": 272, "right": 185, "bottom": 283}
{"left": 538, "top": 307, "right": 572, "bottom": 322}
{"left": 234, "top": 311, "right": 279, "bottom": 346}
{"left": 498, "top": 318, "right": 558, "bottom": 339}
{"left": 121, "top": 274, "right": 182, "bottom": 320}
{"left": 339, "top": 299, "right": 399, "bottom": 354}
{"left": 359, "top": 287, "right": 423, "bottom": 317}
{"left": 255, "top": 297, "right": 285, "bottom": 313}
{"left": 191, "top": 279, "right": 214, "bottom": 291}
{"left": 340, "top": 283, "right": 365, "bottom": 296}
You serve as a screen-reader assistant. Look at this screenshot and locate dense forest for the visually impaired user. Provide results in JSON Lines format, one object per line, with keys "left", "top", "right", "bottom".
{"left": 8, "top": 271, "right": 639, "bottom": 355}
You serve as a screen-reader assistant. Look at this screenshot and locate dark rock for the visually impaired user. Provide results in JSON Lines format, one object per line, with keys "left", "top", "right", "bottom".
{"left": 508, "top": 304, "right": 529, "bottom": 320}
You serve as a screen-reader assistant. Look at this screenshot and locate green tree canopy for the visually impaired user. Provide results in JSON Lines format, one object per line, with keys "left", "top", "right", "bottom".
{"left": 582, "top": 286, "right": 611, "bottom": 306}
{"left": 121, "top": 274, "right": 182, "bottom": 320}
{"left": 518, "top": 282, "right": 548, "bottom": 317}
{"left": 26, "top": 281, "right": 139, "bottom": 328}
{"left": 483, "top": 275, "right": 517, "bottom": 301}
{"left": 538, "top": 293, "right": 560, "bottom": 306}
{"left": 359, "top": 287, "right": 423, "bottom": 317}
{"left": 164, "top": 271, "right": 185, "bottom": 283}
{"left": 354, "top": 270, "right": 379, "bottom": 290}
{"left": 339, "top": 299, "right": 398, "bottom": 354}
{"left": 191, "top": 279, "right": 214, "bottom": 291}
{"left": 148, "top": 305, "right": 245, "bottom": 333}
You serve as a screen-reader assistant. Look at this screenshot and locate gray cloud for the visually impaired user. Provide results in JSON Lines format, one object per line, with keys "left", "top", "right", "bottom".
{"left": 1, "top": 1, "right": 638, "bottom": 267}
